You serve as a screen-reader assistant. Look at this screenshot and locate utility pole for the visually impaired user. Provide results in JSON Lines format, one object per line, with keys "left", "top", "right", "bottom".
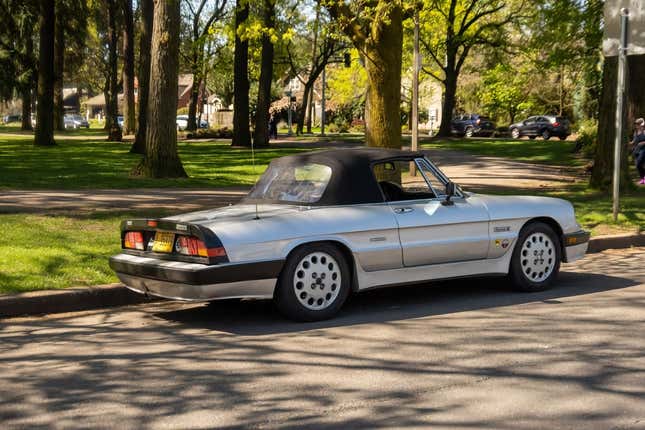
{"left": 411, "top": 8, "right": 420, "bottom": 175}
{"left": 613, "top": 8, "right": 629, "bottom": 221}
{"left": 321, "top": 67, "right": 326, "bottom": 136}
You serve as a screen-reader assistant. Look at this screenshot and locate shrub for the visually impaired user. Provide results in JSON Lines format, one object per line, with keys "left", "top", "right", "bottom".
{"left": 574, "top": 118, "right": 598, "bottom": 157}
{"left": 187, "top": 126, "right": 233, "bottom": 139}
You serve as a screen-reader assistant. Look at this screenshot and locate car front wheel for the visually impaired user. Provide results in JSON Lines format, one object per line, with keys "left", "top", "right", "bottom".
{"left": 508, "top": 222, "right": 561, "bottom": 292}
{"left": 274, "top": 244, "right": 351, "bottom": 321}
{"left": 465, "top": 127, "right": 474, "bottom": 138}
{"left": 511, "top": 128, "right": 520, "bottom": 139}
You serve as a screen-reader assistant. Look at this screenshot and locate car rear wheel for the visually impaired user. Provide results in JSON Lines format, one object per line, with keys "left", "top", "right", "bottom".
{"left": 508, "top": 222, "right": 561, "bottom": 292}
{"left": 528, "top": 135, "right": 536, "bottom": 140}
{"left": 274, "top": 243, "right": 351, "bottom": 321}
{"left": 559, "top": 136, "right": 567, "bottom": 141}
{"left": 465, "top": 127, "right": 474, "bottom": 138}
{"left": 542, "top": 129, "right": 551, "bottom": 140}
{"left": 511, "top": 128, "right": 520, "bottom": 139}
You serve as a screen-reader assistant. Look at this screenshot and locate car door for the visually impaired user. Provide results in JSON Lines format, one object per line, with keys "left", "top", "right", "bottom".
{"left": 376, "top": 158, "right": 490, "bottom": 267}
{"left": 522, "top": 116, "right": 537, "bottom": 135}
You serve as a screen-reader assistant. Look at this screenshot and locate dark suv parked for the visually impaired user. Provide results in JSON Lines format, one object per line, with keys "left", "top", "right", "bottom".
{"left": 450, "top": 114, "right": 496, "bottom": 138}
{"left": 509, "top": 115, "right": 570, "bottom": 140}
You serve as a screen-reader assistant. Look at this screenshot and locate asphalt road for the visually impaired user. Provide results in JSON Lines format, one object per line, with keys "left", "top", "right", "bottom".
{"left": 1, "top": 248, "right": 644, "bottom": 429}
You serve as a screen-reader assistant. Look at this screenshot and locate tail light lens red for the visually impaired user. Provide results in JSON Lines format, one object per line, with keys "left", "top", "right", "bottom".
{"left": 124, "top": 231, "right": 144, "bottom": 250}
{"left": 552, "top": 122, "right": 560, "bottom": 127}
{"left": 175, "top": 236, "right": 227, "bottom": 258}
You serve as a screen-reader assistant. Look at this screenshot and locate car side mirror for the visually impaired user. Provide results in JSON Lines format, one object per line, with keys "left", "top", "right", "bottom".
{"left": 442, "top": 182, "right": 456, "bottom": 206}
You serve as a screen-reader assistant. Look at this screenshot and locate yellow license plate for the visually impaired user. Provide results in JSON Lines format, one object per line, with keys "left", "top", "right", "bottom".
{"left": 152, "top": 231, "right": 175, "bottom": 253}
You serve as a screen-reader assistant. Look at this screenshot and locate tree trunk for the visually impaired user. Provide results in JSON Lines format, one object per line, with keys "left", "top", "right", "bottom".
{"left": 590, "top": 55, "right": 637, "bottom": 189}
{"left": 122, "top": 0, "right": 135, "bottom": 135}
{"left": 35, "top": 0, "right": 55, "bottom": 146}
{"left": 21, "top": 89, "right": 33, "bottom": 131}
{"left": 187, "top": 74, "right": 201, "bottom": 132}
{"left": 232, "top": 0, "right": 251, "bottom": 147}
{"left": 296, "top": 81, "right": 313, "bottom": 135}
{"left": 438, "top": 69, "right": 457, "bottom": 137}
{"left": 53, "top": 2, "right": 65, "bottom": 131}
{"left": 140, "top": 0, "right": 186, "bottom": 178}
{"left": 252, "top": 0, "right": 275, "bottom": 148}
{"left": 106, "top": 0, "right": 122, "bottom": 141}
{"left": 363, "top": 7, "right": 403, "bottom": 149}
{"left": 131, "top": 0, "right": 153, "bottom": 153}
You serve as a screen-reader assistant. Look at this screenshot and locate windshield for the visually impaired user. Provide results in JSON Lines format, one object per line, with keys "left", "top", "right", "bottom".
{"left": 247, "top": 162, "right": 332, "bottom": 204}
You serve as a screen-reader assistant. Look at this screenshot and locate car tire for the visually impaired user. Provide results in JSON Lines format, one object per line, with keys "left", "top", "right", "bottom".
{"left": 508, "top": 222, "right": 561, "bottom": 292}
{"left": 528, "top": 136, "right": 536, "bottom": 140}
{"left": 465, "top": 127, "right": 474, "bottom": 138}
{"left": 274, "top": 243, "right": 351, "bottom": 321}
{"left": 511, "top": 128, "right": 520, "bottom": 139}
{"left": 542, "top": 129, "right": 551, "bottom": 140}
{"left": 559, "top": 136, "right": 567, "bottom": 141}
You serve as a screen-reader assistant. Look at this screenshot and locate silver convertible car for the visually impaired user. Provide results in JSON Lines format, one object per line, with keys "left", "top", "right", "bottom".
{"left": 109, "top": 148, "right": 590, "bottom": 321}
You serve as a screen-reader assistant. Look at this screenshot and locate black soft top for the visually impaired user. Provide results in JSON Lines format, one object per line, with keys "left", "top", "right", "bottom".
{"left": 249, "top": 148, "right": 426, "bottom": 206}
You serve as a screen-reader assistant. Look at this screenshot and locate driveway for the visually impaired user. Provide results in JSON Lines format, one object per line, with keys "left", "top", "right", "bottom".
{"left": 0, "top": 149, "right": 582, "bottom": 214}
{"left": 1, "top": 247, "right": 643, "bottom": 429}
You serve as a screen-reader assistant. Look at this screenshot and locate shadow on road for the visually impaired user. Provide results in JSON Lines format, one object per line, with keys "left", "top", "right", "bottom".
{"left": 155, "top": 269, "right": 637, "bottom": 336}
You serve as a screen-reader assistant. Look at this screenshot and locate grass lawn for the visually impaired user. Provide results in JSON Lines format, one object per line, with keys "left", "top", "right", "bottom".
{"left": 421, "top": 137, "right": 588, "bottom": 167}
{"left": 0, "top": 133, "right": 309, "bottom": 189}
{"left": 0, "top": 210, "right": 174, "bottom": 294}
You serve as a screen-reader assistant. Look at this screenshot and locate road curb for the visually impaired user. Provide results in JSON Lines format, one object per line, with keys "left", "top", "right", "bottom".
{"left": 1, "top": 233, "right": 642, "bottom": 319}
{"left": 587, "top": 233, "right": 644, "bottom": 254}
{"left": 0, "top": 283, "right": 158, "bottom": 319}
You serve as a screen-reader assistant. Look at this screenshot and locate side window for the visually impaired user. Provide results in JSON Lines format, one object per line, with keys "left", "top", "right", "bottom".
{"left": 417, "top": 159, "right": 447, "bottom": 197}
{"left": 373, "top": 160, "right": 436, "bottom": 202}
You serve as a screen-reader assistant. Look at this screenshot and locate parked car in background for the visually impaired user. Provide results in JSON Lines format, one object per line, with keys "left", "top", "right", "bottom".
{"left": 509, "top": 115, "right": 570, "bottom": 140}
{"left": 3, "top": 114, "right": 21, "bottom": 124}
{"left": 176, "top": 115, "right": 208, "bottom": 131}
{"left": 64, "top": 114, "right": 90, "bottom": 129}
{"left": 117, "top": 116, "right": 124, "bottom": 129}
{"left": 451, "top": 114, "right": 496, "bottom": 138}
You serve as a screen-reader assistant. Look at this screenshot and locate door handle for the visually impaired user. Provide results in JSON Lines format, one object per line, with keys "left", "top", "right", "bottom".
{"left": 394, "top": 207, "right": 414, "bottom": 214}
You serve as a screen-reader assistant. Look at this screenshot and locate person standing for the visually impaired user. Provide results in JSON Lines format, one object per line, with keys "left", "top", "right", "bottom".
{"left": 631, "top": 118, "right": 645, "bottom": 184}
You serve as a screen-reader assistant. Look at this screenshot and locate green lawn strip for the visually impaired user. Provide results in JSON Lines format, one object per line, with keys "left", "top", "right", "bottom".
{"left": 0, "top": 134, "right": 310, "bottom": 189}
{"left": 0, "top": 210, "right": 180, "bottom": 294}
{"left": 421, "top": 137, "right": 588, "bottom": 167}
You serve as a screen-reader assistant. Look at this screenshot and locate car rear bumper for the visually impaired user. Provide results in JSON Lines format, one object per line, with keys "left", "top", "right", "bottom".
{"left": 109, "top": 253, "right": 283, "bottom": 301}
{"left": 563, "top": 230, "right": 590, "bottom": 263}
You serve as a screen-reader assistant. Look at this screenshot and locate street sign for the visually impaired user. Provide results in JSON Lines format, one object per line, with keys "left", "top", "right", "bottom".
{"left": 603, "top": 0, "right": 645, "bottom": 57}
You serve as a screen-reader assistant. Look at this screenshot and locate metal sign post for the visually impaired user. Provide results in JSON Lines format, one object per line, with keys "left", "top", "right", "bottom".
{"left": 411, "top": 8, "right": 420, "bottom": 176}
{"left": 321, "top": 67, "right": 326, "bottom": 136}
{"left": 613, "top": 8, "right": 629, "bottom": 221}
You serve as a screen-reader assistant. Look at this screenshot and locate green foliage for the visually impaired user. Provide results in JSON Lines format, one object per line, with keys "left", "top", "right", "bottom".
{"left": 574, "top": 118, "right": 598, "bottom": 157}
{"left": 478, "top": 63, "right": 535, "bottom": 125}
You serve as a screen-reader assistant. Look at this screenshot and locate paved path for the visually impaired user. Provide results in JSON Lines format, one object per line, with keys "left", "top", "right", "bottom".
{"left": 0, "top": 149, "right": 582, "bottom": 214}
{"left": 1, "top": 248, "right": 643, "bottom": 429}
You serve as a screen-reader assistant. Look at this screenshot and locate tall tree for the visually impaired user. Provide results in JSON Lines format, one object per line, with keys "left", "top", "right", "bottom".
{"left": 53, "top": 0, "right": 65, "bottom": 131}
{"left": 0, "top": 0, "right": 38, "bottom": 131}
{"left": 420, "top": 0, "right": 524, "bottom": 137}
{"left": 35, "top": 0, "right": 56, "bottom": 146}
{"left": 139, "top": 0, "right": 187, "bottom": 177}
{"left": 131, "top": 0, "right": 153, "bottom": 153}
{"left": 325, "top": 1, "right": 408, "bottom": 149}
{"left": 253, "top": 0, "right": 276, "bottom": 147}
{"left": 105, "top": 0, "right": 122, "bottom": 141}
{"left": 183, "top": 0, "right": 227, "bottom": 132}
{"left": 232, "top": 0, "right": 251, "bottom": 147}
{"left": 121, "top": 0, "right": 135, "bottom": 135}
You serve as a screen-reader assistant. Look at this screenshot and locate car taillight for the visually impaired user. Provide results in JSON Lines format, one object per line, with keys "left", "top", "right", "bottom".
{"left": 552, "top": 122, "right": 560, "bottom": 127}
{"left": 175, "top": 236, "right": 227, "bottom": 258}
{"left": 124, "top": 231, "right": 144, "bottom": 250}
{"left": 476, "top": 119, "right": 481, "bottom": 125}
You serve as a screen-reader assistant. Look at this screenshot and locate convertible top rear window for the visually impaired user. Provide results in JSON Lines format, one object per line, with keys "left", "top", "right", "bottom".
{"left": 248, "top": 163, "right": 332, "bottom": 204}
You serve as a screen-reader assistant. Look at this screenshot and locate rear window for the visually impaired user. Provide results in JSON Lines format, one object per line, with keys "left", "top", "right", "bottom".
{"left": 248, "top": 163, "right": 332, "bottom": 204}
